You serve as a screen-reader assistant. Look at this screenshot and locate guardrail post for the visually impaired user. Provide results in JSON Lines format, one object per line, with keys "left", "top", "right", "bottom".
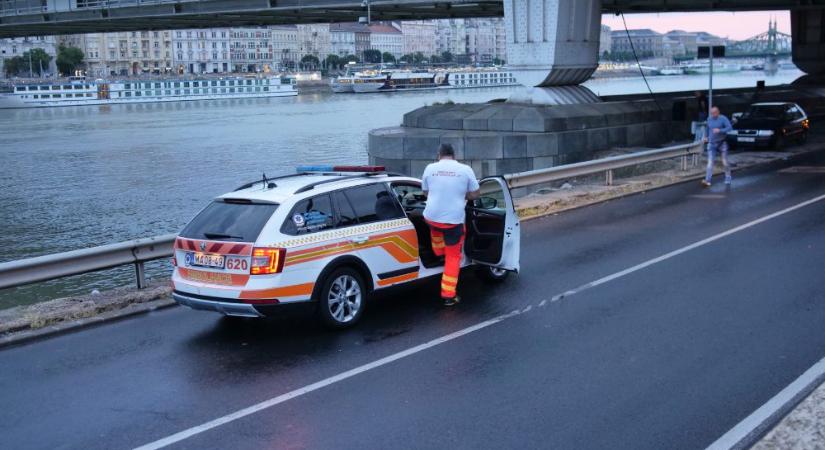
{"left": 681, "top": 155, "right": 689, "bottom": 171}
{"left": 605, "top": 169, "right": 614, "bottom": 186}
{"left": 135, "top": 262, "right": 146, "bottom": 289}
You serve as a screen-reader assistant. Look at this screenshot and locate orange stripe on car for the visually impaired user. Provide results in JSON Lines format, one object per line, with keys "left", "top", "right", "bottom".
{"left": 239, "top": 282, "right": 315, "bottom": 300}
{"left": 285, "top": 229, "right": 419, "bottom": 267}
{"left": 377, "top": 271, "right": 419, "bottom": 287}
{"left": 178, "top": 268, "right": 250, "bottom": 286}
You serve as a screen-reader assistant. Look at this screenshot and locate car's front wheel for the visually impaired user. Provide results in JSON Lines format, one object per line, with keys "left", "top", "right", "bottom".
{"left": 476, "top": 265, "right": 510, "bottom": 283}
{"left": 316, "top": 267, "right": 366, "bottom": 329}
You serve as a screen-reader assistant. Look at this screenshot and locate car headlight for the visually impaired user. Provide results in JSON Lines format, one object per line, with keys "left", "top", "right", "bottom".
{"left": 757, "top": 130, "right": 774, "bottom": 136}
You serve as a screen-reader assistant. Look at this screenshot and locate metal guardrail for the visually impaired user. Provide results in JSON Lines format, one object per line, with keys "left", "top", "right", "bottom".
{"left": 0, "top": 234, "right": 175, "bottom": 290}
{"left": 0, "top": 141, "right": 703, "bottom": 291}
{"left": 505, "top": 141, "right": 703, "bottom": 189}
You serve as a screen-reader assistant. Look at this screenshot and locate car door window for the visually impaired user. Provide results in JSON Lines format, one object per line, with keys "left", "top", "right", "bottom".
{"left": 344, "top": 183, "right": 404, "bottom": 224}
{"left": 333, "top": 190, "right": 358, "bottom": 228}
{"left": 282, "top": 194, "right": 335, "bottom": 235}
{"left": 391, "top": 183, "right": 426, "bottom": 211}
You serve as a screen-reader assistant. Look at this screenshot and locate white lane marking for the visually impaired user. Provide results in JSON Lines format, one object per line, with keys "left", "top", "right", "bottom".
{"left": 135, "top": 192, "right": 825, "bottom": 450}
{"left": 521, "top": 305, "right": 532, "bottom": 313}
{"left": 706, "top": 355, "right": 825, "bottom": 450}
{"left": 134, "top": 310, "right": 522, "bottom": 450}
{"left": 539, "top": 299, "right": 548, "bottom": 307}
{"left": 552, "top": 192, "right": 825, "bottom": 300}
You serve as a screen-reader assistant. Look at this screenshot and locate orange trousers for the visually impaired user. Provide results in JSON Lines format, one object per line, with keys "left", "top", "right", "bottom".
{"left": 426, "top": 220, "right": 465, "bottom": 299}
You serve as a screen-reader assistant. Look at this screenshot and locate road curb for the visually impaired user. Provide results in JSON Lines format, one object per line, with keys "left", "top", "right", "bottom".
{"left": 0, "top": 297, "right": 177, "bottom": 349}
{"left": 517, "top": 146, "right": 825, "bottom": 222}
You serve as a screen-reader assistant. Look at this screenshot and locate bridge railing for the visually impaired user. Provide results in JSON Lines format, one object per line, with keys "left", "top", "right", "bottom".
{"left": 0, "top": 142, "right": 703, "bottom": 291}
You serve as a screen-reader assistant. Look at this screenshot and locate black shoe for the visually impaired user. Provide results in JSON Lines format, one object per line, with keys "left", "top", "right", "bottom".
{"left": 443, "top": 296, "right": 460, "bottom": 306}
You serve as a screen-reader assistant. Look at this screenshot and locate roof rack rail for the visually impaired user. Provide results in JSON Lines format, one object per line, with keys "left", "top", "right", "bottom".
{"left": 234, "top": 172, "right": 311, "bottom": 191}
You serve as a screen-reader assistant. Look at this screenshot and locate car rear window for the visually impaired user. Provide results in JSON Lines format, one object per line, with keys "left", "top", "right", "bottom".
{"left": 180, "top": 200, "right": 278, "bottom": 242}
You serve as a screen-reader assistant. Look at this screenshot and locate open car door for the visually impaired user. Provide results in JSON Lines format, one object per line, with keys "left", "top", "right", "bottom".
{"left": 465, "top": 177, "right": 520, "bottom": 272}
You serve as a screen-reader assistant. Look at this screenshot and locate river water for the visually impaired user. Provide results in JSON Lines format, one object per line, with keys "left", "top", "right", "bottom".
{"left": 0, "top": 69, "right": 804, "bottom": 308}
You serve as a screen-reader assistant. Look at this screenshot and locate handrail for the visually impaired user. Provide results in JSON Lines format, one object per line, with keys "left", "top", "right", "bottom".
{"left": 505, "top": 141, "right": 703, "bottom": 189}
{"left": 0, "top": 141, "right": 703, "bottom": 291}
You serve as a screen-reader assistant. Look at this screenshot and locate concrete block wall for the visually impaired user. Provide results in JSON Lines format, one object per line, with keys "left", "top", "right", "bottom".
{"left": 369, "top": 99, "right": 677, "bottom": 178}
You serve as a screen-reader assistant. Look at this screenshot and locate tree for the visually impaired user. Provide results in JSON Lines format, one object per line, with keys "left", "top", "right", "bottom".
{"left": 56, "top": 45, "right": 84, "bottom": 75}
{"left": 343, "top": 54, "right": 360, "bottom": 64}
{"left": 492, "top": 57, "right": 505, "bottom": 66}
{"left": 412, "top": 52, "right": 425, "bottom": 64}
{"left": 8, "top": 48, "right": 52, "bottom": 76}
{"left": 3, "top": 56, "right": 25, "bottom": 76}
{"left": 440, "top": 51, "right": 454, "bottom": 63}
{"left": 381, "top": 52, "right": 396, "bottom": 64}
{"left": 430, "top": 54, "right": 442, "bottom": 64}
{"left": 325, "top": 54, "right": 341, "bottom": 70}
{"left": 399, "top": 53, "right": 414, "bottom": 64}
{"left": 363, "top": 49, "right": 382, "bottom": 63}
{"left": 300, "top": 54, "right": 320, "bottom": 70}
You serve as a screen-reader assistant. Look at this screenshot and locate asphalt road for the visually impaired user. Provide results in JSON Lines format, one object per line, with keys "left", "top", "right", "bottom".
{"left": 3, "top": 150, "right": 825, "bottom": 450}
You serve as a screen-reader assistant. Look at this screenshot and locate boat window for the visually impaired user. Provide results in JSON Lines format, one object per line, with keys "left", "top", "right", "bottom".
{"left": 155, "top": 90, "right": 161, "bottom": 96}
{"left": 183, "top": 82, "right": 190, "bottom": 88}
{"left": 155, "top": 83, "right": 161, "bottom": 88}
{"left": 125, "top": 83, "right": 131, "bottom": 89}
{"left": 51, "top": 86, "right": 60, "bottom": 90}
{"left": 135, "top": 91, "right": 142, "bottom": 97}
{"left": 184, "top": 89, "right": 190, "bottom": 95}
{"left": 263, "top": 86, "right": 269, "bottom": 91}
{"left": 165, "top": 90, "right": 171, "bottom": 95}
{"left": 125, "top": 92, "right": 131, "bottom": 97}
{"left": 86, "top": 93, "right": 92, "bottom": 97}
{"left": 174, "top": 90, "right": 180, "bottom": 95}
{"left": 174, "top": 82, "right": 180, "bottom": 88}
{"left": 39, "top": 86, "right": 48, "bottom": 91}
{"left": 33, "top": 94, "right": 38, "bottom": 98}
{"left": 220, "top": 81, "right": 226, "bottom": 86}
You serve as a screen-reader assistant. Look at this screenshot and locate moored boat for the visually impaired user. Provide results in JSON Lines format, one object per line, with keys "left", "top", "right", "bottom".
{"left": 0, "top": 75, "right": 297, "bottom": 109}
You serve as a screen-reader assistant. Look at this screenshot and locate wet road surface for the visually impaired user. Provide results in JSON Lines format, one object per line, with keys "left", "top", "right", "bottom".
{"left": 3, "top": 150, "right": 825, "bottom": 449}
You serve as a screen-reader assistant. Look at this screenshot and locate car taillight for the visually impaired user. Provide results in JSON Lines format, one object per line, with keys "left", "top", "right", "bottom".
{"left": 250, "top": 248, "right": 286, "bottom": 275}
{"left": 803, "top": 119, "right": 810, "bottom": 129}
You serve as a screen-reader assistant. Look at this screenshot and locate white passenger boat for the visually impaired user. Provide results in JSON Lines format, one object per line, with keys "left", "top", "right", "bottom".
{"left": 331, "top": 68, "right": 518, "bottom": 93}
{"left": 0, "top": 75, "right": 297, "bottom": 109}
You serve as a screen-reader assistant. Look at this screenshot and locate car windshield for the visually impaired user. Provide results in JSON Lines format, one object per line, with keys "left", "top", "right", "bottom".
{"left": 742, "top": 105, "right": 786, "bottom": 120}
{"left": 180, "top": 200, "right": 278, "bottom": 242}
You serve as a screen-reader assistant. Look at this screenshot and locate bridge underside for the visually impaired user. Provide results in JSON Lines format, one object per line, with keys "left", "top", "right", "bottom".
{"left": 1, "top": 0, "right": 825, "bottom": 38}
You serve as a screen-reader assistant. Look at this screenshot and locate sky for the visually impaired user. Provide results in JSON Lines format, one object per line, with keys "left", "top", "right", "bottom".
{"left": 601, "top": 11, "right": 790, "bottom": 41}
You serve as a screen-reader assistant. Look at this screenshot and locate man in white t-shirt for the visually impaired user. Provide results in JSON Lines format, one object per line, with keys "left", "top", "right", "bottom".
{"left": 422, "top": 144, "right": 481, "bottom": 306}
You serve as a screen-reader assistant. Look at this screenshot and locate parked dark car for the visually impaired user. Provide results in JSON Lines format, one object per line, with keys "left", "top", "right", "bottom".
{"left": 727, "top": 102, "right": 810, "bottom": 149}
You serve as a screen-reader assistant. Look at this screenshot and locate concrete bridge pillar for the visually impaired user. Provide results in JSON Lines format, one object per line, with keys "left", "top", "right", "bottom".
{"left": 791, "top": 9, "right": 825, "bottom": 77}
{"left": 503, "top": 0, "right": 602, "bottom": 87}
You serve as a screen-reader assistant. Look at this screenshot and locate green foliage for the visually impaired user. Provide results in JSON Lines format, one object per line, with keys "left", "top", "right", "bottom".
{"left": 362, "top": 49, "right": 382, "bottom": 63}
{"left": 56, "top": 45, "right": 84, "bottom": 75}
{"left": 300, "top": 54, "right": 320, "bottom": 70}
{"left": 412, "top": 52, "right": 425, "bottom": 64}
{"left": 381, "top": 52, "right": 396, "bottom": 64}
{"left": 440, "top": 51, "right": 454, "bottom": 63}
{"left": 430, "top": 54, "right": 441, "bottom": 64}
{"left": 343, "top": 54, "right": 360, "bottom": 64}
{"left": 3, "top": 47, "right": 51, "bottom": 76}
{"left": 324, "top": 54, "right": 341, "bottom": 70}
{"left": 492, "top": 57, "right": 505, "bottom": 66}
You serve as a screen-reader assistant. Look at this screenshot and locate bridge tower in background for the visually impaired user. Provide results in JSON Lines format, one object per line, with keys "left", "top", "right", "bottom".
{"left": 791, "top": 8, "right": 825, "bottom": 81}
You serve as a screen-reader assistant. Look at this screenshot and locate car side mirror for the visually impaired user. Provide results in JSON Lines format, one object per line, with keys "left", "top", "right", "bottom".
{"left": 475, "top": 196, "right": 497, "bottom": 210}
{"left": 732, "top": 112, "right": 743, "bottom": 124}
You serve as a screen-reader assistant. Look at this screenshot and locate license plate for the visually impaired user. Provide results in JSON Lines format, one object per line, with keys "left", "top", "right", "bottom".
{"left": 185, "top": 252, "right": 225, "bottom": 269}
{"left": 738, "top": 137, "right": 756, "bottom": 143}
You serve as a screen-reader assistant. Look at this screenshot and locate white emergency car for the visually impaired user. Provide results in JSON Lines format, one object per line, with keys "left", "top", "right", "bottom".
{"left": 171, "top": 165, "right": 520, "bottom": 328}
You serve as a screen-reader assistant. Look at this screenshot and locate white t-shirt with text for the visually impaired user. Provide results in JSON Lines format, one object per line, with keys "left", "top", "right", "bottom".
{"left": 421, "top": 159, "right": 480, "bottom": 225}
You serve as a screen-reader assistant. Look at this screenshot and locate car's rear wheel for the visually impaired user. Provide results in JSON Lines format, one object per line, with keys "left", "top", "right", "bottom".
{"left": 316, "top": 267, "right": 366, "bottom": 329}
{"left": 476, "top": 265, "right": 510, "bottom": 283}
{"left": 798, "top": 131, "right": 808, "bottom": 145}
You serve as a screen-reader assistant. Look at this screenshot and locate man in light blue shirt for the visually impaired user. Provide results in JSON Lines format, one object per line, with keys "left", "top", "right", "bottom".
{"left": 703, "top": 106, "right": 733, "bottom": 187}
